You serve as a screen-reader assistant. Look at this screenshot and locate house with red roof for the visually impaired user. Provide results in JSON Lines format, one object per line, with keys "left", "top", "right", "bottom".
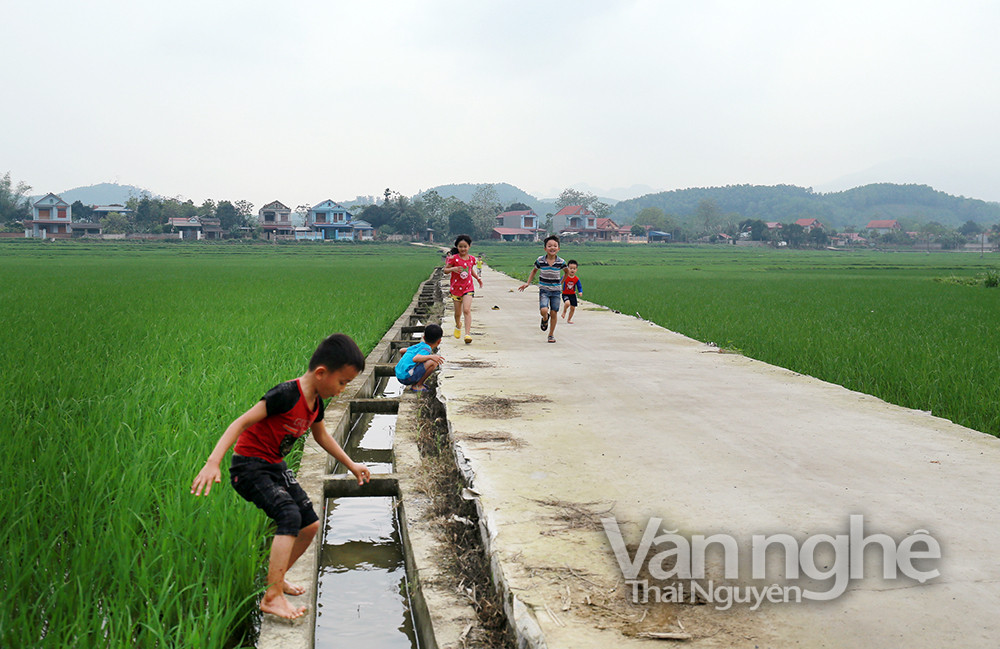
{"left": 553, "top": 206, "right": 622, "bottom": 240}
{"left": 794, "top": 218, "right": 824, "bottom": 233}
{"left": 493, "top": 209, "right": 543, "bottom": 241}
{"left": 866, "top": 219, "right": 901, "bottom": 234}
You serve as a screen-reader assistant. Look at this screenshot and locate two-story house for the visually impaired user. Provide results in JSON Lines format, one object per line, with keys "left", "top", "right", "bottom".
{"left": 308, "top": 200, "right": 354, "bottom": 240}
{"left": 492, "top": 209, "right": 543, "bottom": 241}
{"left": 25, "top": 193, "right": 72, "bottom": 238}
{"left": 553, "top": 205, "right": 597, "bottom": 237}
{"left": 306, "top": 200, "right": 375, "bottom": 241}
{"left": 553, "top": 206, "right": 622, "bottom": 241}
{"left": 258, "top": 201, "right": 294, "bottom": 238}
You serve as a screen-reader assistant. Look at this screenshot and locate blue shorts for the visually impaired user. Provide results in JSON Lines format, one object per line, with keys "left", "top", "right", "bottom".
{"left": 398, "top": 362, "right": 428, "bottom": 386}
{"left": 539, "top": 291, "right": 561, "bottom": 312}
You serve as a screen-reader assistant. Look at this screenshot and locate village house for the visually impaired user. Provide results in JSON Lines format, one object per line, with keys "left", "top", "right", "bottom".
{"left": 831, "top": 232, "right": 867, "bottom": 247}
{"left": 258, "top": 201, "right": 294, "bottom": 238}
{"left": 167, "top": 216, "right": 223, "bottom": 240}
{"left": 91, "top": 204, "right": 130, "bottom": 221}
{"left": 552, "top": 206, "right": 622, "bottom": 241}
{"left": 24, "top": 193, "right": 72, "bottom": 238}
{"left": 307, "top": 200, "right": 375, "bottom": 241}
{"left": 795, "top": 218, "right": 824, "bottom": 233}
{"left": 492, "top": 209, "right": 544, "bottom": 241}
{"left": 867, "top": 219, "right": 901, "bottom": 235}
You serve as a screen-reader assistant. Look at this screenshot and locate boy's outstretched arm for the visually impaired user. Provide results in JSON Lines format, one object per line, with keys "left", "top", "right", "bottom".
{"left": 191, "top": 400, "right": 268, "bottom": 496}
{"left": 518, "top": 268, "right": 538, "bottom": 291}
{"left": 311, "top": 420, "right": 371, "bottom": 485}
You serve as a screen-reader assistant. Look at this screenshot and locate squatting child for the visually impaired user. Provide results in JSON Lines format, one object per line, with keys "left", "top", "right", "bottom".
{"left": 518, "top": 235, "right": 567, "bottom": 343}
{"left": 190, "top": 333, "right": 371, "bottom": 621}
{"left": 394, "top": 323, "right": 444, "bottom": 392}
{"left": 560, "top": 259, "right": 583, "bottom": 324}
{"left": 443, "top": 235, "right": 483, "bottom": 344}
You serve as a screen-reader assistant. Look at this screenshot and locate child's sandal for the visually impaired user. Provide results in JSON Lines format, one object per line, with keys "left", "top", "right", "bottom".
{"left": 547, "top": 335, "right": 556, "bottom": 343}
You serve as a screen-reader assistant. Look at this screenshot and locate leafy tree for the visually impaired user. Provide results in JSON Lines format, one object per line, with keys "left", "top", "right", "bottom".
{"left": 556, "top": 188, "right": 597, "bottom": 211}
{"left": 630, "top": 224, "right": 647, "bottom": 237}
{"left": 470, "top": 184, "right": 503, "bottom": 240}
{"left": 958, "top": 220, "right": 982, "bottom": 236}
{"left": 634, "top": 206, "right": 666, "bottom": 226}
{"left": 70, "top": 200, "right": 95, "bottom": 223}
{"left": 808, "top": 227, "right": 829, "bottom": 247}
{"left": 235, "top": 200, "right": 254, "bottom": 220}
{"left": 737, "top": 219, "right": 768, "bottom": 241}
{"left": 216, "top": 201, "right": 240, "bottom": 232}
{"left": 783, "top": 222, "right": 806, "bottom": 247}
{"left": 133, "top": 197, "right": 162, "bottom": 231}
{"left": 591, "top": 200, "right": 613, "bottom": 218}
{"left": 505, "top": 202, "right": 532, "bottom": 212}
{"left": 360, "top": 203, "right": 395, "bottom": 229}
{"left": 416, "top": 190, "right": 468, "bottom": 236}
{"left": 448, "top": 209, "right": 475, "bottom": 236}
{"left": 100, "top": 211, "right": 132, "bottom": 234}
{"left": 0, "top": 172, "right": 32, "bottom": 224}
{"left": 695, "top": 199, "right": 722, "bottom": 235}
{"left": 197, "top": 199, "right": 216, "bottom": 219}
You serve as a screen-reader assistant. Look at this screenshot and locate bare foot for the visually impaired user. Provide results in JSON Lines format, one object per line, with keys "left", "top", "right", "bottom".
{"left": 283, "top": 580, "right": 306, "bottom": 596}
{"left": 261, "top": 593, "right": 307, "bottom": 620}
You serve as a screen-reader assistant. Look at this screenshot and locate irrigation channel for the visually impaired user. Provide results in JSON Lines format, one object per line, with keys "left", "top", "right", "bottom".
{"left": 257, "top": 268, "right": 514, "bottom": 649}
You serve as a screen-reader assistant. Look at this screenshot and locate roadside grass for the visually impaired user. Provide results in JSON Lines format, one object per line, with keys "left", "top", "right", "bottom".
{"left": 0, "top": 241, "right": 439, "bottom": 648}
{"left": 480, "top": 242, "right": 1000, "bottom": 436}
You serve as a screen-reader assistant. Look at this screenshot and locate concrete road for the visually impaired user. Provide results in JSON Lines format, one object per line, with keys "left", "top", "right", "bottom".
{"left": 434, "top": 263, "right": 1000, "bottom": 648}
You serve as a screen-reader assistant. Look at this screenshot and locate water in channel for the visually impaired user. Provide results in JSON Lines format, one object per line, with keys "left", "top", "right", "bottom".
{"left": 315, "top": 375, "right": 419, "bottom": 648}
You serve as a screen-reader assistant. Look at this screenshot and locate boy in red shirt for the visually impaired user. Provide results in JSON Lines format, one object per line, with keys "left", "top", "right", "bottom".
{"left": 560, "top": 259, "right": 583, "bottom": 324}
{"left": 191, "top": 333, "right": 371, "bottom": 620}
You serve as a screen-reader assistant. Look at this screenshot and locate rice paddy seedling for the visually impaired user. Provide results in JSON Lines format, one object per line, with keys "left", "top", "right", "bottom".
{"left": 482, "top": 242, "right": 1000, "bottom": 436}
{"left": 0, "top": 241, "right": 440, "bottom": 648}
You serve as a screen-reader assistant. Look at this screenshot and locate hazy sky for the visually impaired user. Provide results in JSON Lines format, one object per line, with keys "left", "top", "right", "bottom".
{"left": 4, "top": 0, "right": 999, "bottom": 207}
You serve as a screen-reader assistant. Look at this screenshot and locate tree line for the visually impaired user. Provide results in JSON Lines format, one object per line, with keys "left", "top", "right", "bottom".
{"left": 630, "top": 199, "right": 999, "bottom": 249}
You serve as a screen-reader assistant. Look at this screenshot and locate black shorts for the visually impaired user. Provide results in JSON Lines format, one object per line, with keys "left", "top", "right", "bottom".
{"left": 230, "top": 455, "right": 318, "bottom": 536}
{"left": 561, "top": 293, "right": 578, "bottom": 307}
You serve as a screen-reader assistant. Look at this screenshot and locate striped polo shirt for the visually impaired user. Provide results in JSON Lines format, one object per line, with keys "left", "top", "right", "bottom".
{"left": 534, "top": 255, "right": 567, "bottom": 293}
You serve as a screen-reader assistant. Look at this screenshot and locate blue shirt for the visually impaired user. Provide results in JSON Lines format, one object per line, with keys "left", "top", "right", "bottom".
{"left": 395, "top": 341, "right": 431, "bottom": 381}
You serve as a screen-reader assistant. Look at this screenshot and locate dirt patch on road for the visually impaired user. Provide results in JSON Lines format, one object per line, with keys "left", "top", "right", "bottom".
{"left": 460, "top": 394, "right": 552, "bottom": 419}
{"left": 463, "top": 430, "right": 526, "bottom": 448}
{"left": 449, "top": 360, "right": 496, "bottom": 368}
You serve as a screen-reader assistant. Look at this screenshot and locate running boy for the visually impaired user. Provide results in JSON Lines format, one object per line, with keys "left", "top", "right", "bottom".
{"left": 443, "top": 235, "right": 483, "bottom": 344}
{"left": 191, "top": 333, "right": 371, "bottom": 621}
{"left": 395, "top": 323, "right": 444, "bottom": 392}
{"left": 518, "top": 235, "right": 567, "bottom": 343}
{"left": 560, "top": 259, "right": 583, "bottom": 324}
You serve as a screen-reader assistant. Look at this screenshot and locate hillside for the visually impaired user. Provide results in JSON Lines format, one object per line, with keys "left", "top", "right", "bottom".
{"left": 415, "top": 182, "right": 555, "bottom": 216}
{"left": 611, "top": 183, "right": 1000, "bottom": 229}
{"left": 33, "top": 182, "right": 156, "bottom": 207}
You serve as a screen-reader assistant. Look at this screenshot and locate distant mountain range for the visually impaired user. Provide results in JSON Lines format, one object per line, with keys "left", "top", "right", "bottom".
{"left": 31, "top": 182, "right": 155, "bottom": 207}
{"left": 610, "top": 183, "right": 1000, "bottom": 229}
{"left": 415, "top": 182, "right": 558, "bottom": 217}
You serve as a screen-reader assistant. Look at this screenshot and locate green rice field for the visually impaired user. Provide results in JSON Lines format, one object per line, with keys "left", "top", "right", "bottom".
{"left": 0, "top": 241, "right": 440, "bottom": 648}
{"left": 480, "top": 242, "right": 1000, "bottom": 437}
